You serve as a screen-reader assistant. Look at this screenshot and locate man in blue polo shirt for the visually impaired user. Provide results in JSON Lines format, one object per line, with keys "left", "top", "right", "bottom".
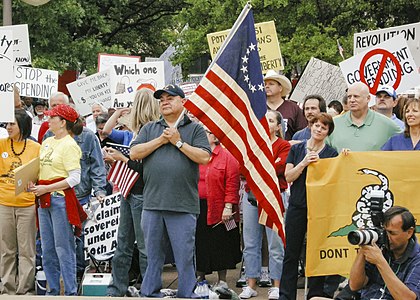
{"left": 130, "top": 84, "right": 211, "bottom": 298}
{"left": 349, "top": 206, "right": 420, "bottom": 300}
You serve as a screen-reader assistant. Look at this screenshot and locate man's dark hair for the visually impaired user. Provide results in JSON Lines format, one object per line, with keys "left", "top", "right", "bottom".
{"left": 384, "top": 206, "right": 416, "bottom": 236}
{"left": 303, "top": 94, "right": 327, "bottom": 113}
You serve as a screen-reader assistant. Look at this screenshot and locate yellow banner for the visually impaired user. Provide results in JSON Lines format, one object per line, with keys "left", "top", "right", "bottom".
{"left": 306, "top": 151, "right": 420, "bottom": 277}
{"left": 207, "top": 21, "right": 284, "bottom": 73}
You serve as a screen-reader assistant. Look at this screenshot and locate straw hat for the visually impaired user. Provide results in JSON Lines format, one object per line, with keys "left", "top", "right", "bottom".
{"left": 263, "top": 70, "right": 292, "bottom": 97}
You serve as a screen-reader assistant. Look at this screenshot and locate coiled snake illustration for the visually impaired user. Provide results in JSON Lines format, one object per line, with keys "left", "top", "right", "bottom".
{"left": 351, "top": 168, "right": 394, "bottom": 228}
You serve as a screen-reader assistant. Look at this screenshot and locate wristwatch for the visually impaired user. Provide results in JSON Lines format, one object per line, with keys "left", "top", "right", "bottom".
{"left": 175, "top": 140, "right": 184, "bottom": 149}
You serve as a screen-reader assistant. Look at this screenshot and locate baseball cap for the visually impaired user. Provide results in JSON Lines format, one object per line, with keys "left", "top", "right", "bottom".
{"left": 45, "top": 104, "right": 79, "bottom": 123}
{"left": 154, "top": 84, "right": 185, "bottom": 99}
{"left": 376, "top": 85, "right": 397, "bottom": 100}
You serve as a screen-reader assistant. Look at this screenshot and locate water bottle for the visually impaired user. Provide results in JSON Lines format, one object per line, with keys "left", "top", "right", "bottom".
{"left": 36, "top": 269, "right": 47, "bottom": 295}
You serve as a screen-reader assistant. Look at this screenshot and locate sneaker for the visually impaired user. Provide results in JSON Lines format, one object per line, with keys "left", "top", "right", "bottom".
{"left": 258, "top": 270, "right": 272, "bottom": 287}
{"left": 160, "top": 289, "right": 177, "bottom": 298}
{"left": 239, "top": 286, "right": 258, "bottom": 299}
{"left": 236, "top": 267, "right": 247, "bottom": 288}
{"left": 268, "top": 287, "right": 279, "bottom": 300}
{"left": 213, "top": 280, "right": 229, "bottom": 290}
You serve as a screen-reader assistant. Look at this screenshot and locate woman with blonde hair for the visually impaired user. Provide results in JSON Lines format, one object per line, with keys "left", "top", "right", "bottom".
{"left": 105, "top": 88, "right": 160, "bottom": 297}
{"left": 102, "top": 88, "right": 160, "bottom": 145}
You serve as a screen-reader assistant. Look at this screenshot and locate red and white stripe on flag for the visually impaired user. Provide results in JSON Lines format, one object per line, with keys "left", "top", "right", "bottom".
{"left": 185, "top": 64, "right": 285, "bottom": 243}
{"left": 107, "top": 161, "right": 139, "bottom": 198}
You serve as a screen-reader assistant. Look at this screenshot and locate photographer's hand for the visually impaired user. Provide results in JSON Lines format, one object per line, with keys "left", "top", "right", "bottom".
{"left": 361, "top": 242, "right": 387, "bottom": 266}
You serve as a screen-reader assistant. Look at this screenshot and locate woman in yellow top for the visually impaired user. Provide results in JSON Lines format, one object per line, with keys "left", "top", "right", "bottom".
{"left": 29, "top": 104, "right": 85, "bottom": 296}
{"left": 0, "top": 109, "right": 40, "bottom": 294}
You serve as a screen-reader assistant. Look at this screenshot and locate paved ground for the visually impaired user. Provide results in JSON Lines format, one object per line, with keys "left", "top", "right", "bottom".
{"left": 0, "top": 263, "right": 306, "bottom": 299}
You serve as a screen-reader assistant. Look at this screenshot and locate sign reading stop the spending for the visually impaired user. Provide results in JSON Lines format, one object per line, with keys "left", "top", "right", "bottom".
{"left": 339, "top": 35, "right": 420, "bottom": 95}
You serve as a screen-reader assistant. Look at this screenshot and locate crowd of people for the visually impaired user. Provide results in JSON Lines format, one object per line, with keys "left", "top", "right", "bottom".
{"left": 0, "top": 69, "right": 419, "bottom": 300}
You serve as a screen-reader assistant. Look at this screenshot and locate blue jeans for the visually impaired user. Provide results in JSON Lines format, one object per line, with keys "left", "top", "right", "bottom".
{"left": 107, "top": 193, "right": 147, "bottom": 297}
{"left": 38, "top": 195, "right": 77, "bottom": 295}
{"left": 242, "top": 193, "right": 285, "bottom": 280}
{"left": 140, "top": 210, "right": 197, "bottom": 298}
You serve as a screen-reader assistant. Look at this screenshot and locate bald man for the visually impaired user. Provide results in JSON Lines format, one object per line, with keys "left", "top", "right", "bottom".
{"left": 327, "top": 82, "right": 400, "bottom": 152}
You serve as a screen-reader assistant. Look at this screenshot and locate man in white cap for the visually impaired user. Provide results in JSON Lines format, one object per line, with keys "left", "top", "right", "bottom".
{"left": 264, "top": 70, "right": 307, "bottom": 140}
{"left": 375, "top": 85, "right": 405, "bottom": 130}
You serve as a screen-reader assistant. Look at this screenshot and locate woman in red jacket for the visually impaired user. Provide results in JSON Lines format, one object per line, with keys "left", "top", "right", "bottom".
{"left": 195, "top": 127, "right": 242, "bottom": 289}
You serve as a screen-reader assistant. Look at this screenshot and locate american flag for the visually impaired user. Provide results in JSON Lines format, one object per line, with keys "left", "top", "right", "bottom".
{"left": 184, "top": 4, "right": 285, "bottom": 243}
{"left": 223, "top": 218, "right": 238, "bottom": 231}
{"left": 106, "top": 143, "right": 139, "bottom": 198}
{"left": 337, "top": 39, "right": 345, "bottom": 60}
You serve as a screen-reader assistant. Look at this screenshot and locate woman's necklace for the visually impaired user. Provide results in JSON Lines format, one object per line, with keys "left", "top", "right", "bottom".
{"left": 306, "top": 141, "right": 324, "bottom": 153}
{"left": 10, "top": 138, "right": 27, "bottom": 156}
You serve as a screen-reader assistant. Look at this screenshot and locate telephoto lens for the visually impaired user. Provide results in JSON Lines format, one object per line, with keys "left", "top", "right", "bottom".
{"left": 347, "top": 229, "right": 379, "bottom": 245}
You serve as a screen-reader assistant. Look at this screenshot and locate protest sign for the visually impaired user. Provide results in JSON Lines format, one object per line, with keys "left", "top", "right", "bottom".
{"left": 110, "top": 61, "right": 165, "bottom": 108}
{"left": 98, "top": 53, "right": 141, "bottom": 72}
{"left": 1, "top": 24, "right": 31, "bottom": 65}
{"left": 207, "top": 21, "right": 284, "bottom": 73}
{"left": 14, "top": 66, "right": 58, "bottom": 100}
{"left": 84, "top": 193, "right": 121, "bottom": 259}
{"left": 67, "top": 70, "right": 112, "bottom": 116}
{"left": 306, "top": 152, "right": 420, "bottom": 276}
{"left": 354, "top": 22, "right": 420, "bottom": 69}
{"left": 340, "top": 35, "right": 420, "bottom": 95}
{"left": 159, "top": 45, "right": 183, "bottom": 85}
{"left": 0, "top": 29, "right": 15, "bottom": 122}
{"left": 290, "top": 57, "right": 347, "bottom": 103}
{"left": 179, "top": 82, "right": 197, "bottom": 99}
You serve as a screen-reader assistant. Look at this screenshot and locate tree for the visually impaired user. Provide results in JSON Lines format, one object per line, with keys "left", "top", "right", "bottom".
{"left": 5, "top": 0, "right": 186, "bottom": 74}
{"left": 170, "top": 0, "right": 420, "bottom": 75}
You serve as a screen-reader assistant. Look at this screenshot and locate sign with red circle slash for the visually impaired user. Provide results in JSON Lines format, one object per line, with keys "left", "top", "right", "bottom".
{"left": 359, "top": 49, "right": 402, "bottom": 95}
{"left": 339, "top": 35, "right": 420, "bottom": 95}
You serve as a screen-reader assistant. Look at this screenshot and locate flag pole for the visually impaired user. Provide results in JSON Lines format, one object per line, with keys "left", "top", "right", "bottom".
{"left": 206, "top": 2, "right": 252, "bottom": 75}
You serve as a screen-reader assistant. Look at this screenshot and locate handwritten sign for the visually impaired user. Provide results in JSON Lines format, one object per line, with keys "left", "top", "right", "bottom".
{"left": 84, "top": 193, "right": 121, "bottom": 259}
{"left": 98, "top": 53, "right": 141, "bottom": 72}
{"left": 290, "top": 57, "right": 347, "bottom": 103}
{"left": 1, "top": 24, "right": 31, "bottom": 65}
{"left": 110, "top": 61, "right": 165, "bottom": 108}
{"left": 0, "top": 30, "right": 15, "bottom": 122}
{"left": 14, "top": 66, "right": 58, "bottom": 100}
{"left": 207, "top": 21, "right": 284, "bottom": 73}
{"left": 159, "top": 45, "right": 183, "bottom": 85}
{"left": 354, "top": 22, "right": 420, "bottom": 69}
{"left": 67, "top": 70, "right": 112, "bottom": 116}
{"left": 340, "top": 36, "right": 420, "bottom": 95}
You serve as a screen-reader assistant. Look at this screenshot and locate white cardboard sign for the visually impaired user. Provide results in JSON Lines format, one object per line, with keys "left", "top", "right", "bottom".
{"left": 340, "top": 36, "right": 420, "bottom": 95}
{"left": 290, "top": 57, "right": 347, "bottom": 103}
{"left": 14, "top": 66, "right": 58, "bottom": 100}
{"left": 84, "top": 193, "right": 121, "bottom": 259}
{"left": 97, "top": 53, "right": 141, "bottom": 72}
{"left": 0, "top": 30, "right": 15, "bottom": 122}
{"left": 110, "top": 61, "right": 165, "bottom": 108}
{"left": 354, "top": 22, "right": 420, "bottom": 70}
{"left": 67, "top": 70, "right": 112, "bottom": 116}
{"left": 1, "top": 24, "right": 31, "bottom": 65}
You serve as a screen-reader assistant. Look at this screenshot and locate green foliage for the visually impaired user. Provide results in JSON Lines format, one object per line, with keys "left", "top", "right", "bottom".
{"left": 170, "top": 0, "right": 420, "bottom": 76}
{"left": 2, "top": 0, "right": 420, "bottom": 77}
{"left": 5, "top": 0, "right": 186, "bottom": 74}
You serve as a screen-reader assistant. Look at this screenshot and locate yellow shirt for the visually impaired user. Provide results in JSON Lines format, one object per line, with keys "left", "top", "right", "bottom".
{"left": 39, "top": 135, "right": 81, "bottom": 181}
{"left": 0, "top": 138, "right": 40, "bottom": 207}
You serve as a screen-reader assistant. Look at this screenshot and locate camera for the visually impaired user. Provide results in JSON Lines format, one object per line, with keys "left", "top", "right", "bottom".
{"left": 347, "top": 190, "right": 387, "bottom": 247}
